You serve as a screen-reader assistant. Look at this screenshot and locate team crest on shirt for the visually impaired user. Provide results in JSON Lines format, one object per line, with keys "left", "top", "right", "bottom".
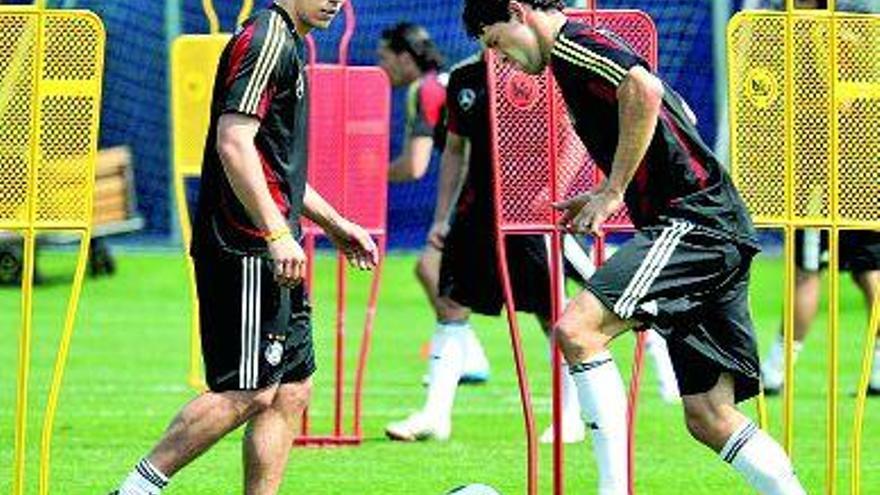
{"left": 265, "top": 341, "right": 284, "bottom": 366}
{"left": 458, "top": 88, "right": 476, "bottom": 112}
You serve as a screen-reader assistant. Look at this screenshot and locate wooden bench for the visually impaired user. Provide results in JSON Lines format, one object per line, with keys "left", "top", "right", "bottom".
{"left": 0, "top": 145, "right": 144, "bottom": 283}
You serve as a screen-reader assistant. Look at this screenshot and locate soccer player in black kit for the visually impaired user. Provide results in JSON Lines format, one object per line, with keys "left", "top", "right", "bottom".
{"left": 109, "top": 1, "right": 377, "bottom": 495}
{"left": 463, "top": 1, "right": 806, "bottom": 494}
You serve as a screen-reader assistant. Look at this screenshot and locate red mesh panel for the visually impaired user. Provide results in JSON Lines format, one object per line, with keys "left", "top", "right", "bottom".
{"left": 305, "top": 66, "right": 390, "bottom": 235}
{"left": 305, "top": 65, "right": 346, "bottom": 235}
{"left": 344, "top": 67, "right": 390, "bottom": 233}
{"left": 490, "top": 10, "right": 658, "bottom": 232}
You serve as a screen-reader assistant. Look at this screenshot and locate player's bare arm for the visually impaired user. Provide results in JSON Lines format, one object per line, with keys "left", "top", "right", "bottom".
{"left": 216, "top": 113, "right": 306, "bottom": 286}
{"left": 388, "top": 135, "right": 435, "bottom": 182}
{"left": 554, "top": 65, "right": 664, "bottom": 235}
{"left": 428, "top": 131, "right": 470, "bottom": 250}
{"left": 303, "top": 184, "right": 379, "bottom": 270}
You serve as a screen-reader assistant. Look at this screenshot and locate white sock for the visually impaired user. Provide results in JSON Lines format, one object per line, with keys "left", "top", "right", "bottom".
{"left": 118, "top": 458, "right": 168, "bottom": 495}
{"left": 457, "top": 322, "right": 490, "bottom": 375}
{"left": 870, "top": 344, "right": 880, "bottom": 388}
{"left": 423, "top": 322, "right": 465, "bottom": 421}
{"left": 560, "top": 362, "right": 581, "bottom": 423}
{"left": 547, "top": 343, "right": 581, "bottom": 424}
{"left": 570, "top": 351, "right": 628, "bottom": 495}
{"left": 644, "top": 330, "right": 679, "bottom": 400}
{"left": 762, "top": 334, "right": 803, "bottom": 389}
{"left": 720, "top": 421, "right": 806, "bottom": 495}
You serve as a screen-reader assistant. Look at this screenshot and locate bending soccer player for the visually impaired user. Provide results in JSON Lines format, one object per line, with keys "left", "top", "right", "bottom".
{"left": 377, "top": 23, "right": 492, "bottom": 384}
{"left": 762, "top": 230, "right": 880, "bottom": 395}
{"left": 463, "top": 1, "right": 806, "bottom": 494}
{"left": 385, "top": 51, "right": 599, "bottom": 443}
{"left": 109, "top": 2, "right": 378, "bottom": 494}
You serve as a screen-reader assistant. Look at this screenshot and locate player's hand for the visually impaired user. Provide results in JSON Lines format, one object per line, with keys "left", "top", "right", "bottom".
{"left": 268, "top": 233, "right": 307, "bottom": 287}
{"left": 553, "top": 187, "right": 624, "bottom": 236}
{"left": 326, "top": 218, "right": 380, "bottom": 271}
{"left": 427, "top": 221, "right": 449, "bottom": 251}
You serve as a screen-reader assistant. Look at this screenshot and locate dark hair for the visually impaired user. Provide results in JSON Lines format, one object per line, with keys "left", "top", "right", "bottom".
{"left": 462, "top": 0, "right": 566, "bottom": 38}
{"left": 380, "top": 22, "right": 445, "bottom": 72}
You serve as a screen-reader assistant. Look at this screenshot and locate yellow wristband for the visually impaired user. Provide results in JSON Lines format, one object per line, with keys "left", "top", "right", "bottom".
{"left": 265, "top": 227, "right": 291, "bottom": 243}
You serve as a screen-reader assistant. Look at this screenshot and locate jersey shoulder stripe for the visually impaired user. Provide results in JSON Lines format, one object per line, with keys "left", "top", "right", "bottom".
{"left": 239, "top": 12, "right": 285, "bottom": 115}
{"left": 553, "top": 34, "right": 627, "bottom": 86}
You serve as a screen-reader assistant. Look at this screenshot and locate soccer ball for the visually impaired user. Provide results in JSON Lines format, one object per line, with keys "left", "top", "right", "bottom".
{"left": 445, "top": 484, "right": 502, "bottom": 495}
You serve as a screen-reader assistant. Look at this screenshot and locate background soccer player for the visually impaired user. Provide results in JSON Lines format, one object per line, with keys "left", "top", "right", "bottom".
{"left": 109, "top": 1, "right": 378, "bottom": 494}
{"left": 463, "top": 1, "right": 806, "bottom": 493}
{"left": 761, "top": 230, "right": 880, "bottom": 395}
{"left": 377, "top": 22, "right": 493, "bottom": 386}
{"left": 385, "top": 50, "right": 595, "bottom": 443}
{"left": 748, "top": 0, "right": 880, "bottom": 397}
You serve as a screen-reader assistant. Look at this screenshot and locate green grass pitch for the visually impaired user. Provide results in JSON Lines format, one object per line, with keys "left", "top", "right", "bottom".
{"left": 0, "top": 249, "right": 878, "bottom": 494}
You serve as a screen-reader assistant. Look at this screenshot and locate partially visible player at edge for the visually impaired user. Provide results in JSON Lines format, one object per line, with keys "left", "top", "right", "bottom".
{"left": 377, "top": 23, "right": 493, "bottom": 385}
{"left": 109, "top": 1, "right": 377, "bottom": 494}
{"left": 463, "top": 1, "right": 806, "bottom": 494}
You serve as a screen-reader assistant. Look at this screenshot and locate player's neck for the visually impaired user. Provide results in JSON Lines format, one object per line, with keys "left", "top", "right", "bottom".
{"left": 275, "top": 0, "right": 311, "bottom": 36}
{"left": 534, "top": 11, "right": 567, "bottom": 65}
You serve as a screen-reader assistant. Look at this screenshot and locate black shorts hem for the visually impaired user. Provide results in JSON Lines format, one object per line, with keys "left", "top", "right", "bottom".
{"left": 582, "top": 281, "right": 626, "bottom": 321}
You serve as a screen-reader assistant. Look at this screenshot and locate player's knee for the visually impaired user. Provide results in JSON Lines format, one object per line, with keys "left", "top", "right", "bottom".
{"left": 247, "top": 385, "right": 280, "bottom": 412}
{"left": 553, "top": 315, "right": 604, "bottom": 359}
{"left": 683, "top": 402, "right": 726, "bottom": 448}
{"left": 277, "top": 380, "right": 313, "bottom": 414}
{"left": 684, "top": 407, "right": 714, "bottom": 445}
{"left": 414, "top": 257, "right": 432, "bottom": 285}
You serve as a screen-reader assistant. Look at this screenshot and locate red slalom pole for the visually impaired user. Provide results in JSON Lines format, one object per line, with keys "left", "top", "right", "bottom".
{"left": 627, "top": 331, "right": 646, "bottom": 495}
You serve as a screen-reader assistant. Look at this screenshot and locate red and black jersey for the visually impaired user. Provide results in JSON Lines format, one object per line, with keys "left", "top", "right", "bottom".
{"left": 405, "top": 70, "right": 448, "bottom": 150}
{"left": 192, "top": 4, "right": 308, "bottom": 257}
{"left": 551, "top": 21, "right": 758, "bottom": 248}
{"left": 445, "top": 54, "right": 492, "bottom": 223}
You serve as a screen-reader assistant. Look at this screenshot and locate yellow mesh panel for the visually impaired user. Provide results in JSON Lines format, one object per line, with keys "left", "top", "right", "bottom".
{"left": 729, "top": 12, "right": 880, "bottom": 229}
{"left": 171, "top": 34, "right": 230, "bottom": 177}
{"left": 728, "top": 13, "right": 788, "bottom": 224}
{"left": 0, "top": 14, "right": 37, "bottom": 227}
{"left": 34, "top": 12, "right": 104, "bottom": 229}
{"left": 836, "top": 17, "right": 880, "bottom": 227}
{"left": 35, "top": 95, "right": 96, "bottom": 225}
{"left": 42, "top": 15, "right": 99, "bottom": 81}
{"left": 0, "top": 11, "right": 103, "bottom": 231}
{"left": 791, "top": 17, "right": 832, "bottom": 224}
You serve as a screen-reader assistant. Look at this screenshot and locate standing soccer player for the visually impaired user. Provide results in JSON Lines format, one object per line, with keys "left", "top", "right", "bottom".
{"left": 109, "top": 1, "right": 377, "bottom": 494}
{"left": 463, "top": 1, "right": 806, "bottom": 494}
{"left": 377, "top": 23, "right": 493, "bottom": 385}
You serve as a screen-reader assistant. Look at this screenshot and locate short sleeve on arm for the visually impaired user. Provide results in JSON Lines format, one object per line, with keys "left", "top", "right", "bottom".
{"left": 221, "top": 14, "right": 286, "bottom": 120}
{"left": 407, "top": 76, "right": 447, "bottom": 138}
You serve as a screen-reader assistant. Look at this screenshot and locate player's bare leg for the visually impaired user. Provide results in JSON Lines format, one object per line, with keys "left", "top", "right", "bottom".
{"left": 683, "top": 373, "right": 806, "bottom": 494}
{"left": 243, "top": 379, "right": 312, "bottom": 495}
{"left": 762, "top": 268, "right": 820, "bottom": 394}
{"left": 386, "top": 248, "right": 479, "bottom": 441}
{"left": 388, "top": 249, "right": 472, "bottom": 440}
{"left": 114, "top": 385, "right": 280, "bottom": 494}
{"left": 553, "top": 290, "right": 633, "bottom": 495}
{"left": 537, "top": 316, "right": 585, "bottom": 443}
{"left": 855, "top": 270, "right": 880, "bottom": 393}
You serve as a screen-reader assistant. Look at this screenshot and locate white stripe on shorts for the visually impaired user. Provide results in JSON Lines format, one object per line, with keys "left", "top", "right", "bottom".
{"left": 614, "top": 220, "right": 694, "bottom": 319}
{"left": 239, "top": 258, "right": 250, "bottom": 389}
{"left": 251, "top": 257, "right": 261, "bottom": 388}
